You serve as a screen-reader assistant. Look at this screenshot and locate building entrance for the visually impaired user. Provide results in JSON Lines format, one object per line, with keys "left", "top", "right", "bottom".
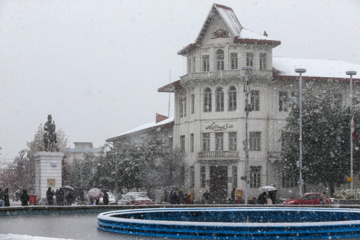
{"left": 210, "top": 166, "right": 228, "bottom": 203}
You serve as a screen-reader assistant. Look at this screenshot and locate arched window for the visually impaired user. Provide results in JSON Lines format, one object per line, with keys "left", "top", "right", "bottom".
{"left": 216, "top": 49, "right": 224, "bottom": 71}
{"left": 204, "top": 88, "right": 212, "bottom": 112}
{"left": 228, "top": 86, "right": 237, "bottom": 111}
{"left": 216, "top": 87, "right": 224, "bottom": 112}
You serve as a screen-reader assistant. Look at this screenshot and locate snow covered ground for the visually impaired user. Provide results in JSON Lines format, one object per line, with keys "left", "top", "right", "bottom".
{"left": 0, "top": 234, "right": 74, "bottom": 240}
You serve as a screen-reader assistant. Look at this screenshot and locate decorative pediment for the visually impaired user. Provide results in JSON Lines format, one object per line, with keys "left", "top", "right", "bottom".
{"left": 211, "top": 29, "right": 230, "bottom": 39}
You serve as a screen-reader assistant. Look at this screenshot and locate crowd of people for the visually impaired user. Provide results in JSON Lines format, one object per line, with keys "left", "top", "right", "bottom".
{"left": 0, "top": 187, "right": 77, "bottom": 207}
{"left": 169, "top": 190, "right": 193, "bottom": 204}
{"left": 0, "top": 188, "right": 31, "bottom": 206}
{"left": 46, "top": 187, "right": 74, "bottom": 205}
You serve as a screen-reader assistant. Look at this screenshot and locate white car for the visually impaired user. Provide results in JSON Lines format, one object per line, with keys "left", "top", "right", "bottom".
{"left": 98, "top": 192, "right": 116, "bottom": 205}
{"left": 117, "top": 192, "right": 156, "bottom": 205}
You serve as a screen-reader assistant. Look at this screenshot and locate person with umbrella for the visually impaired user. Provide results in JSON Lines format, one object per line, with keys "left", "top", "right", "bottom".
{"left": 87, "top": 188, "right": 103, "bottom": 205}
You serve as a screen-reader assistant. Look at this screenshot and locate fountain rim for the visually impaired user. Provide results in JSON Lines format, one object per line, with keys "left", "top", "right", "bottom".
{"left": 97, "top": 207, "right": 360, "bottom": 227}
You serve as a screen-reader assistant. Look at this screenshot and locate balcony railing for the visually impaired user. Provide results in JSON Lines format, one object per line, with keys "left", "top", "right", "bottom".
{"left": 180, "top": 70, "right": 272, "bottom": 83}
{"left": 198, "top": 151, "right": 239, "bottom": 160}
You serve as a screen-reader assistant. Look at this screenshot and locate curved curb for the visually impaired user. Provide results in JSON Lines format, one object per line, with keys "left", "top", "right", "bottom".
{"left": 97, "top": 207, "right": 360, "bottom": 239}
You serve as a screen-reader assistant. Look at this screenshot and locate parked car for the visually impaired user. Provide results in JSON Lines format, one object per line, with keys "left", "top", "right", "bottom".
{"left": 283, "top": 193, "right": 330, "bottom": 205}
{"left": 117, "top": 192, "right": 156, "bottom": 205}
{"left": 98, "top": 192, "right": 116, "bottom": 205}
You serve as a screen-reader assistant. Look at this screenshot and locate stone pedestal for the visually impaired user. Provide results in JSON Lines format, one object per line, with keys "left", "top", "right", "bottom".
{"left": 34, "top": 152, "right": 63, "bottom": 204}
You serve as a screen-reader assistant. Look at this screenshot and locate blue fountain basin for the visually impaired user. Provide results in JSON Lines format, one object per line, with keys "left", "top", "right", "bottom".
{"left": 97, "top": 207, "right": 360, "bottom": 239}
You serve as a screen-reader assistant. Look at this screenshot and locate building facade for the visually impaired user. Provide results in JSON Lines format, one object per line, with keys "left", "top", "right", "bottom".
{"left": 158, "top": 4, "right": 360, "bottom": 202}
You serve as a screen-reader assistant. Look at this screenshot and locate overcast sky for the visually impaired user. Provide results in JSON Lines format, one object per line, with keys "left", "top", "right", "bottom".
{"left": 1, "top": 0, "right": 359, "bottom": 162}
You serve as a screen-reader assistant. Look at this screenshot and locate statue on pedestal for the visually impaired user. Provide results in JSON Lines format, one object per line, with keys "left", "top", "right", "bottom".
{"left": 44, "top": 114, "right": 57, "bottom": 152}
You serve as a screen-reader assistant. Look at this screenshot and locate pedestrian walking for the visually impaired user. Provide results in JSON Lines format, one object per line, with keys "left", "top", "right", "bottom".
{"left": 59, "top": 188, "right": 64, "bottom": 205}
{"left": 103, "top": 191, "right": 109, "bottom": 205}
{"left": 21, "top": 189, "right": 29, "bottom": 206}
{"left": 202, "top": 190, "right": 210, "bottom": 204}
{"left": 66, "top": 191, "right": 74, "bottom": 205}
{"left": 46, "top": 187, "right": 54, "bottom": 205}
{"left": 55, "top": 189, "right": 60, "bottom": 205}
{"left": 16, "top": 190, "right": 20, "bottom": 201}
{"left": 4, "top": 188, "right": 10, "bottom": 206}
{"left": 0, "top": 188, "right": 4, "bottom": 207}
{"left": 231, "top": 188, "right": 236, "bottom": 204}
{"left": 320, "top": 192, "right": 328, "bottom": 204}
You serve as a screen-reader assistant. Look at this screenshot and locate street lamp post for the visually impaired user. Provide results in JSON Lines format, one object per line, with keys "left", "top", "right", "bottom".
{"left": 346, "top": 70, "right": 357, "bottom": 191}
{"left": 295, "top": 68, "right": 306, "bottom": 197}
{"left": 242, "top": 66, "right": 252, "bottom": 204}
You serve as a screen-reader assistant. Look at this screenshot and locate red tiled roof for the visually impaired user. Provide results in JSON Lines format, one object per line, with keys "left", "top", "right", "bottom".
{"left": 234, "top": 37, "right": 281, "bottom": 46}
{"left": 158, "top": 80, "right": 181, "bottom": 92}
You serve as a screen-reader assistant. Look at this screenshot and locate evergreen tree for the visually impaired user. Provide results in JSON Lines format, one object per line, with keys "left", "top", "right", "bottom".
{"left": 281, "top": 83, "right": 358, "bottom": 196}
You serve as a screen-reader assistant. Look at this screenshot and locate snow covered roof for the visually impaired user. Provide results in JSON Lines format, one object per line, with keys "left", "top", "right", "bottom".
{"left": 273, "top": 57, "right": 360, "bottom": 80}
{"left": 178, "top": 4, "right": 280, "bottom": 55}
{"left": 106, "top": 116, "right": 174, "bottom": 142}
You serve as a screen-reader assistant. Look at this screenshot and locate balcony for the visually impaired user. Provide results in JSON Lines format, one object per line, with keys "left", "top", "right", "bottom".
{"left": 198, "top": 151, "right": 239, "bottom": 160}
{"left": 180, "top": 70, "right": 272, "bottom": 84}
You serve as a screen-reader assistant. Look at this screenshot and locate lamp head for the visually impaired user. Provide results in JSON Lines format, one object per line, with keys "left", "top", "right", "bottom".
{"left": 346, "top": 71, "right": 357, "bottom": 76}
{"left": 295, "top": 68, "right": 306, "bottom": 73}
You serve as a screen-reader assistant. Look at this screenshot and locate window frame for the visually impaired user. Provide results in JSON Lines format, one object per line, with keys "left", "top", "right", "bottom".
{"left": 279, "top": 91, "right": 288, "bottom": 112}
{"left": 201, "top": 166, "right": 206, "bottom": 188}
{"left": 251, "top": 90, "right": 260, "bottom": 111}
{"left": 216, "top": 49, "right": 224, "bottom": 71}
{"left": 191, "top": 94, "right": 195, "bottom": 114}
{"left": 215, "top": 132, "right": 224, "bottom": 151}
{"left": 202, "top": 133, "right": 210, "bottom": 151}
{"left": 250, "top": 166, "right": 261, "bottom": 188}
{"left": 229, "top": 132, "right": 237, "bottom": 151}
{"left": 202, "top": 55, "right": 210, "bottom": 72}
{"left": 190, "top": 133, "right": 194, "bottom": 152}
{"left": 180, "top": 135, "right": 185, "bottom": 151}
{"left": 232, "top": 166, "right": 238, "bottom": 189}
{"left": 204, "top": 88, "right": 212, "bottom": 112}
{"left": 246, "top": 52, "right": 253, "bottom": 67}
{"left": 230, "top": 52, "right": 238, "bottom": 70}
{"left": 249, "top": 131, "right": 261, "bottom": 151}
{"left": 216, "top": 87, "right": 224, "bottom": 112}
{"left": 259, "top": 53, "right": 266, "bottom": 70}
{"left": 228, "top": 86, "right": 237, "bottom": 111}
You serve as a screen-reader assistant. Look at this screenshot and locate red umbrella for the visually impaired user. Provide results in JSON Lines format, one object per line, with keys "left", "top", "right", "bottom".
{"left": 87, "top": 188, "right": 103, "bottom": 200}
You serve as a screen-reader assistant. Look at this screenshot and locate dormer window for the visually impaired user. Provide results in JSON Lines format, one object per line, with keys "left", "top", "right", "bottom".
{"left": 216, "top": 49, "right": 224, "bottom": 71}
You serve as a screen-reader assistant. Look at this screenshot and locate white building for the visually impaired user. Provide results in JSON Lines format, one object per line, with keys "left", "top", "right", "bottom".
{"left": 157, "top": 4, "right": 360, "bottom": 202}
{"left": 66, "top": 142, "right": 102, "bottom": 164}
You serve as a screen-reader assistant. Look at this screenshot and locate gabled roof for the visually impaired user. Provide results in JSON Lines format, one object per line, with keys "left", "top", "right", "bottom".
{"left": 178, "top": 3, "right": 280, "bottom": 55}
{"left": 196, "top": 4, "right": 242, "bottom": 44}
